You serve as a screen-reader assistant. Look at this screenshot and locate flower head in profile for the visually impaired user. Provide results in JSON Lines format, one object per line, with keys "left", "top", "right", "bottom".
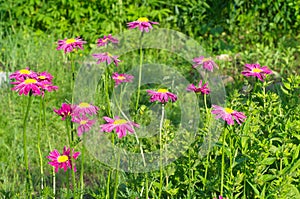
{"left": 100, "top": 116, "right": 140, "bottom": 138}
{"left": 92, "top": 52, "right": 120, "bottom": 66}
{"left": 186, "top": 80, "right": 210, "bottom": 94}
{"left": 112, "top": 72, "right": 134, "bottom": 87}
{"left": 56, "top": 37, "right": 87, "bottom": 54}
{"left": 9, "top": 67, "right": 37, "bottom": 81}
{"left": 147, "top": 89, "right": 177, "bottom": 103}
{"left": 192, "top": 56, "right": 218, "bottom": 72}
{"left": 72, "top": 116, "right": 96, "bottom": 136}
{"left": 97, "top": 34, "right": 119, "bottom": 47}
{"left": 73, "top": 102, "right": 99, "bottom": 116}
{"left": 54, "top": 103, "right": 74, "bottom": 120}
{"left": 37, "top": 71, "right": 54, "bottom": 82}
{"left": 241, "top": 63, "right": 272, "bottom": 82}
{"left": 127, "top": 17, "right": 159, "bottom": 32}
{"left": 47, "top": 146, "right": 80, "bottom": 172}
{"left": 211, "top": 105, "right": 246, "bottom": 125}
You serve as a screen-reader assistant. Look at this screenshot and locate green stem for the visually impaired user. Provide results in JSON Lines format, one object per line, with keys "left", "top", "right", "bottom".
{"left": 23, "top": 93, "right": 33, "bottom": 198}
{"left": 67, "top": 170, "right": 70, "bottom": 198}
{"left": 80, "top": 141, "right": 85, "bottom": 199}
{"left": 105, "top": 64, "right": 112, "bottom": 116}
{"left": 113, "top": 153, "right": 120, "bottom": 199}
{"left": 135, "top": 33, "right": 144, "bottom": 111}
{"left": 106, "top": 170, "right": 111, "bottom": 199}
{"left": 158, "top": 104, "right": 165, "bottom": 198}
{"left": 203, "top": 94, "right": 211, "bottom": 190}
{"left": 38, "top": 97, "right": 44, "bottom": 196}
{"left": 221, "top": 125, "right": 228, "bottom": 196}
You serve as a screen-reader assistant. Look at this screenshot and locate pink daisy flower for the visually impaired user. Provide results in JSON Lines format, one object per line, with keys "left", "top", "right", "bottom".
{"left": 92, "top": 52, "right": 121, "bottom": 66}
{"left": 9, "top": 67, "right": 37, "bottom": 81}
{"left": 147, "top": 89, "right": 178, "bottom": 103}
{"left": 73, "top": 102, "right": 99, "bottom": 116}
{"left": 213, "top": 196, "right": 228, "bottom": 199}
{"left": 100, "top": 116, "right": 140, "bottom": 139}
{"left": 11, "top": 78, "right": 47, "bottom": 96}
{"left": 97, "top": 34, "right": 119, "bottom": 47}
{"left": 186, "top": 80, "right": 210, "bottom": 94}
{"left": 241, "top": 63, "right": 272, "bottom": 82}
{"left": 192, "top": 56, "right": 218, "bottom": 72}
{"left": 47, "top": 146, "right": 80, "bottom": 172}
{"left": 72, "top": 116, "right": 96, "bottom": 136}
{"left": 112, "top": 72, "right": 134, "bottom": 87}
{"left": 37, "top": 71, "right": 54, "bottom": 82}
{"left": 54, "top": 103, "right": 74, "bottom": 120}
{"left": 211, "top": 105, "right": 246, "bottom": 125}
{"left": 127, "top": 17, "right": 159, "bottom": 32}
{"left": 56, "top": 37, "right": 87, "bottom": 54}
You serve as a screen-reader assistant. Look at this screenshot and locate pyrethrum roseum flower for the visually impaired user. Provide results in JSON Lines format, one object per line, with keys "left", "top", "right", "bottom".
{"left": 56, "top": 37, "right": 87, "bottom": 54}
{"left": 97, "top": 34, "right": 119, "bottom": 46}
{"left": 9, "top": 67, "right": 37, "bottom": 80}
{"left": 127, "top": 17, "right": 159, "bottom": 32}
{"left": 241, "top": 63, "right": 272, "bottom": 82}
{"left": 73, "top": 102, "right": 99, "bottom": 116}
{"left": 37, "top": 71, "right": 54, "bottom": 82}
{"left": 92, "top": 52, "right": 121, "bottom": 66}
{"left": 186, "top": 80, "right": 210, "bottom": 94}
{"left": 211, "top": 105, "right": 246, "bottom": 125}
{"left": 47, "top": 146, "right": 80, "bottom": 172}
{"left": 112, "top": 72, "right": 134, "bottom": 87}
{"left": 147, "top": 89, "right": 178, "bottom": 103}
{"left": 192, "top": 56, "right": 218, "bottom": 72}
{"left": 11, "top": 78, "right": 49, "bottom": 96}
{"left": 72, "top": 116, "right": 96, "bottom": 136}
{"left": 213, "top": 196, "right": 228, "bottom": 199}
{"left": 54, "top": 103, "right": 74, "bottom": 120}
{"left": 100, "top": 116, "right": 140, "bottom": 138}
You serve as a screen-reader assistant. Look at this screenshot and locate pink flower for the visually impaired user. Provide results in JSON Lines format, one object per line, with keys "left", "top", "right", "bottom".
{"left": 73, "top": 102, "right": 99, "bottom": 116}
{"left": 112, "top": 72, "right": 134, "bottom": 87}
{"left": 147, "top": 89, "right": 177, "bottom": 103}
{"left": 72, "top": 116, "right": 96, "bottom": 136}
{"left": 241, "top": 63, "right": 272, "bottom": 82}
{"left": 9, "top": 67, "right": 37, "bottom": 81}
{"left": 54, "top": 103, "right": 74, "bottom": 120}
{"left": 211, "top": 105, "right": 246, "bottom": 125}
{"left": 186, "top": 80, "right": 210, "bottom": 94}
{"left": 37, "top": 71, "right": 54, "bottom": 82}
{"left": 97, "top": 34, "right": 119, "bottom": 46}
{"left": 92, "top": 52, "right": 120, "bottom": 66}
{"left": 213, "top": 196, "right": 229, "bottom": 199}
{"left": 100, "top": 116, "right": 140, "bottom": 139}
{"left": 11, "top": 78, "right": 47, "bottom": 96}
{"left": 56, "top": 37, "right": 87, "bottom": 54}
{"left": 192, "top": 56, "right": 218, "bottom": 72}
{"left": 47, "top": 146, "right": 80, "bottom": 172}
{"left": 127, "top": 17, "right": 159, "bottom": 32}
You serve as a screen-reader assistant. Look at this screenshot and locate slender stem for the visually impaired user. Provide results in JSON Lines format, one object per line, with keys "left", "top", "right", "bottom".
{"left": 158, "top": 104, "right": 165, "bottom": 198}
{"left": 221, "top": 125, "right": 228, "bottom": 196}
{"left": 23, "top": 93, "right": 33, "bottom": 198}
{"left": 203, "top": 94, "right": 210, "bottom": 190}
{"left": 67, "top": 170, "right": 70, "bottom": 198}
{"left": 105, "top": 170, "right": 111, "bottom": 199}
{"left": 113, "top": 153, "right": 120, "bottom": 199}
{"left": 135, "top": 33, "right": 144, "bottom": 111}
{"left": 80, "top": 141, "right": 85, "bottom": 199}
{"left": 38, "top": 97, "right": 44, "bottom": 196}
{"left": 105, "top": 63, "right": 112, "bottom": 116}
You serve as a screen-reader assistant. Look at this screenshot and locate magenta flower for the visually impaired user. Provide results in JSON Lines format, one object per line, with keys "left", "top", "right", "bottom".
{"left": 11, "top": 78, "right": 48, "bottom": 96}
{"left": 54, "top": 103, "right": 74, "bottom": 120}
{"left": 213, "top": 196, "right": 228, "bottom": 199}
{"left": 97, "top": 34, "right": 119, "bottom": 46}
{"left": 37, "top": 71, "right": 54, "bottom": 82}
{"left": 147, "top": 89, "right": 177, "bottom": 103}
{"left": 9, "top": 67, "right": 37, "bottom": 81}
{"left": 127, "top": 17, "right": 159, "bottom": 32}
{"left": 56, "top": 37, "right": 87, "bottom": 54}
{"left": 100, "top": 116, "right": 140, "bottom": 138}
{"left": 186, "top": 80, "right": 210, "bottom": 94}
{"left": 72, "top": 116, "right": 96, "bottom": 136}
{"left": 241, "top": 63, "right": 272, "bottom": 82}
{"left": 47, "top": 146, "right": 80, "bottom": 172}
{"left": 112, "top": 72, "right": 134, "bottom": 87}
{"left": 211, "top": 105, "right": 246, "bottom": 125}
{"left": 73, "top": 102, "right": 99, "bottom": 116}
{"left": 192, "top": 56, "right": 218, "bottom": 72}
{"left": 92, "top": 52, "right": 121, "bottom": 66}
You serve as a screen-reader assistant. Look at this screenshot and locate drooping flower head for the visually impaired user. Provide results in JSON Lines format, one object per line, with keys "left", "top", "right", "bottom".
{"left": 192, "top": 56, "right": 218, "bottom": 72}
{"left": 241, "top": 63, "right": 272, "bottom": 82}
{"left": 186, "top": 80, "right": 210, "bottom": 94}
{"left": 9, "top": 67, "right": 37, "bottom": 81}
{"left": 127, "top": 17, "right": 159, "bottom": 32}
{"left": 73, "top": 102, "right": 99, "bottom": 116}
{"left": 211, "top": 105, "right": 246, "bottom": 125}
{"left": 56, "top": 37, "right": 87, "bottom": 54}
{"left": 54, "top": 103, "right": 74, "bottom": 120}
{"left": 100, "top": 116, "right": 140, "bottom": 139}
{"left": 97, "top": 34, "right": 119, "bottom": 47}
{"left": 147, "top": 89, "right": 177, "bottom": 103}
{"left": 112, "top": 72, "right": 134, "bottom": 87}
{"left": 92, "top": 52, "right": 121, "bottom": 66}
{"left": 47, "top": 146, "right": 80, "bottom": 172}
{"left": 72, "top": 116, "right": 96, "bottom": 137}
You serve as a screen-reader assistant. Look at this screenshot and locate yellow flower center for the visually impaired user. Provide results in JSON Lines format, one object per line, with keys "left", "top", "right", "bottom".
{"left": 39, "top": 75, "right": 46, "bottom": 80}
{"left": 19, "top": 69, "right": 30, "bottom": 75}
{"left": 102, "top": 38, "right": 109, "bottom": 43}
{"left": 78, "top": 102, "right": 90, "bottom": 108}
{"left": 224, "top": 108, "right": 234, "bottom": 114}
{"left": 202, "top": 57, "right": 211, "bottom": 62}
{"left": 157, "top": 89, "right": 168, "bottom": 93}
{"left": 80, "top": 120, "right": 88, "bottom": 125}
{"left": 24, "top": 79, "right": 37, "bottom": 84}
{"left": 117, "top": 75, "right": 126, "bottom": 80}
{"left": 137, "top": 17, "right": 149, "bottom": 22}
{"left": 252, "top": 68, "right": 262, "bottom": 73}
{"left": 57, "top": 155, "right": 69, "bottom": 163}
{"left": 113, "top": 119, "right": 127, "bottom": 125}
{"left": 66, "top": 38, "right": 76, "bottom": 44}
